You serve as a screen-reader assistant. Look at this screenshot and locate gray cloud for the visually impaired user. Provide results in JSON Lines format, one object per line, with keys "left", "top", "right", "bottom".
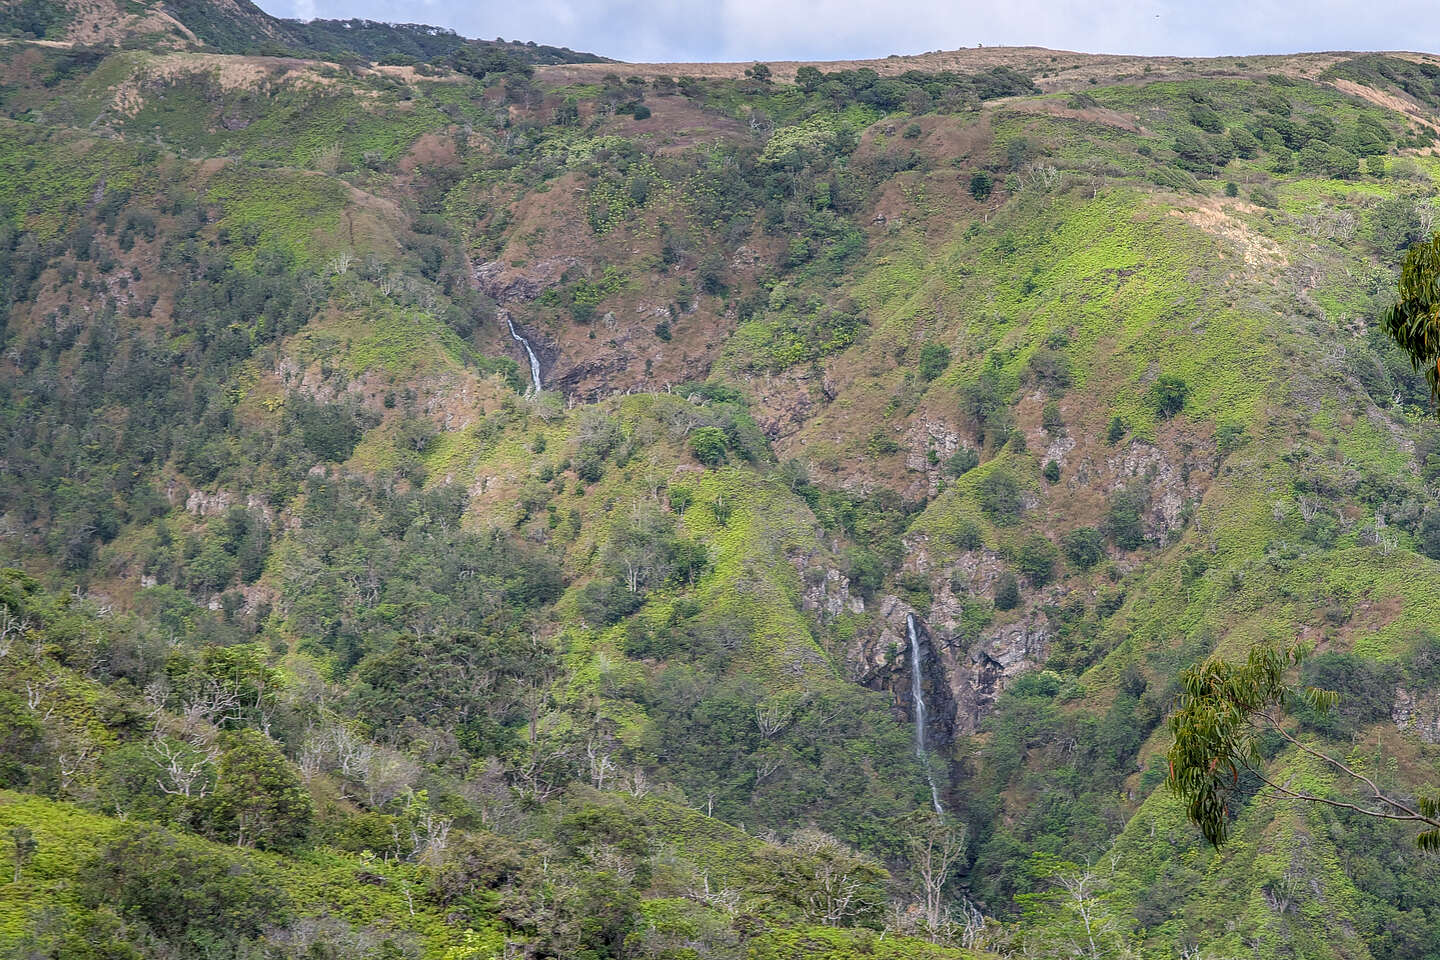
{"left": 252, "top": 0, "right": 1440, "bottom": 62}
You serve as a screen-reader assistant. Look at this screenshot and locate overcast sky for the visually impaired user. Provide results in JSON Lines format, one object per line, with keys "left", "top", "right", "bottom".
{"left": 253, "top": 0, "right": 1440, "bottom": 63}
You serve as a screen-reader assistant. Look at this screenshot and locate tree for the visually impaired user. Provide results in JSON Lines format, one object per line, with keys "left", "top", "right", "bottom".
{"left": 994, "top": 571, "right": 1021, "bottom": 611}
{"left": 1062, "top": 527, "right": 1105, "bottom": 570}
{"left": 1017, "top": 535, "right": 1058, "bottom": 585}
{"left": 745, "top": 62, "right": 772, "bottom": 84}
{"left": 1167, "top": 644, "right": 1440, "bottom": 850}
{"left": 689, "top": 427, "right": 728, "bottom": 466}
{"left": 81, "top": 823, "right": 290, "bottom": 947}
{"left": 904, "top": 814, "right": 968, "bottom": 940}
{"left": 203, "top": 730, "right": 312, "bottom": 851}
{"left": 977, "top": 469, "right": 1024, "bottom": 524}
{"left": 1103, "top": 487, "right": 1147, "bottom": 550}
{"left": 918, "top": 343, "right": 952, "bottom": 381}
{"left": 1148, "top": 374, "right": 1189, "bottom": 419}
{"left": 1019, "top": 856, "right": 1136, "bottom": 960}
{"left": 1382, "top": 231, "right": 1440, "bottom": 405}
{"left": 969, "top": 171, "right": 994, "bottom": 201}
{"left": 10, "top": 825, "right": 35, "bottom": 883}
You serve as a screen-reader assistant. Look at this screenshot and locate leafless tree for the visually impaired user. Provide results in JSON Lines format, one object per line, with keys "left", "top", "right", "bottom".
{"left": 620, "top": 766, "right": 650, "bottom": 798}
{"left": 24, "top": 675, "right": 59, "bottom": 720}
{"left": 807, "top": 860, "right": 863, "bottom": 925}
{"left": 688, "top": 870, "right": 743, "bottom": 916}
{"left": 754, "top": 701, "right": 792, "bottom": 739}
{"left": 362, "top": 747, "right": 420, "bottom": 808}
{"left": 1019, "top": 161, "right": 1060, "bottom": 192}
{"left": 585, "top": 736, "right": 617, "bottom": 791}
{"left": 0, "top": 606, "right": 30, "bottom": 659}
{"left": 906, "top": 815, "right": 969, "bottom": 940}
{"left": 328, "top": 251, "right": 355, "bottom": 277}
{"left": 149, "top": 736, "right": 219, "bottom": 799}
{"left": 56, "top": 740, "right": 98, "bottom": 796}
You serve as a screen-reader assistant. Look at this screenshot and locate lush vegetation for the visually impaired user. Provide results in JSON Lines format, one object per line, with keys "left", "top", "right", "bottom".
{"left": 3, "top": 4, "right": 1440, "bottom": 957}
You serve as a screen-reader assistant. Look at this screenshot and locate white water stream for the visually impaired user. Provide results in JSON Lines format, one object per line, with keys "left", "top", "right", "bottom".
{"left": 907, "top": 613, "right": 944, "bottom": 815}
{"left": 504, "top": 311, "right": 542, "bottom": 393}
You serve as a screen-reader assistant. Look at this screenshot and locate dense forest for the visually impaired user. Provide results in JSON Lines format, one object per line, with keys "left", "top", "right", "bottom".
{"left": 4, "top": 0, "right": 1440, "bottom": 957}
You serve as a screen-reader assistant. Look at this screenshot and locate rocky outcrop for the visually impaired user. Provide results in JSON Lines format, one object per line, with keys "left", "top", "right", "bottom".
{"left": 185, "top": 489, "right": 273, "bottom": 522}
{"left": 862, "top": 598, "right": 960, "bottom": 743}
{"left": 1393, "top": 686, "right": 1440, "bottom": 743}
{"left": 851, "top": 531, "right": 1058, "bottom": 736}
{"left": 795, "top": 561, "right": 865, "bottom": 619}
{"left": 473, "top": 258, "right": 581, "bottom": 304}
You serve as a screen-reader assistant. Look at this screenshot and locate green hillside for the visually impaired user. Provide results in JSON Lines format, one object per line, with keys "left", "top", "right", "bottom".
{"left": 2, "top": 3, "right": 1440, "bottom": 956}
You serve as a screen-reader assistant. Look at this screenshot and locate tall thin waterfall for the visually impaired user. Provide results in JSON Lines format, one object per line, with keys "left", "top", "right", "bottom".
{"left": 907, "top": 613, "right": 944, "bottom": 815}
{"left": 505, "top": 311, "right": 542, "bottom": 393}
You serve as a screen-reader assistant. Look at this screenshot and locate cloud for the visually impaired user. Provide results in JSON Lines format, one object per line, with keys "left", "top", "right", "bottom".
{"left": 253, "top": 0, "right": 1440, "bottom": 61}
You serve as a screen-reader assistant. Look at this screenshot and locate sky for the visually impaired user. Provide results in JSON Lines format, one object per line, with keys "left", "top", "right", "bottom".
{"left": 253, "top": 0, "right": 1440, "bottom": 63}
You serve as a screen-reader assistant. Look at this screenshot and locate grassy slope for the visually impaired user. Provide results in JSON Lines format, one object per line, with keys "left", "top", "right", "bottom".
{"left": 2, "top": 33, "right": 1440, "bottom": 959}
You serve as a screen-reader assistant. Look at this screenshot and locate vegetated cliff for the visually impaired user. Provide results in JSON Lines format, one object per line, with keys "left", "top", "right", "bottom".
{"left": 3, "top": 3, "right": 1440, "bottom": 954}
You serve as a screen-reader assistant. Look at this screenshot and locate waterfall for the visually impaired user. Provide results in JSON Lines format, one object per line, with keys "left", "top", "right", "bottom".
{"left": 907, "top": 613, "right": 944, "bottom": 815}
{"left": 504, "top": 311, "right": 542, "bottom": 393}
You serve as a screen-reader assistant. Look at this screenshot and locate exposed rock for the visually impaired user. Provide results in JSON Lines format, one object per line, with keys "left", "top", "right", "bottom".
{"left": 473, "top": 257, "right": 582, "bottom": 304}
{"left": 185, "top": 488, "right": 233, "bottom": 517}
{"left": 1393, "top": 686, "right": 1440, "bottom": 743}
{"left": 858, "top": 598, "right": 960, "bottom": 743}
{"left": 186, "top": 489, "right": 274, "bottom": 522}
{"left": 904, "top": 417, "right": 964, "bottom": 497}
{"left": 1103, "top": 441, "right": 1194, "bottom": 541}
{"left": 855, "top": 558, "right": 1055, "bottom": 736}
{"left": 953, "top": 620, "right": 1051, "bottom": 733}
{"left": 796, "top": 560, "right": 865, "bottom": 619}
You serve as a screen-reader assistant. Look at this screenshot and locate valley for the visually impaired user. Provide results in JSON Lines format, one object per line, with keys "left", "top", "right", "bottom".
{"left": 3, "top": 1, "right": 1440, "bottom": 956}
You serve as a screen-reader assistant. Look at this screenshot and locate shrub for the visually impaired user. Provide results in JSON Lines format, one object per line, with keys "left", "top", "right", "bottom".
{"left": 1041, "top": 401, "right": 1064, "bottom": 435}
{"left": 994, "top": 571, "right": 1021, "bottom": 610}
{"left": 1042, "top": 459, "right": 1061, "bottom": 483}
{"left": 1062, "top": 527, "right": 1105, "bottom": 569}
{"left": 969, "top": 171, "right": 994, "bottom": 201}
{"left": 689, "top": 427, "right": 728, "bottom": 465}
{"left": 1105, "top": 415, "right": 1127, "bottom": 445}
{"left": 1027, "top": 347, "right": 1072, "bottom": 393}
{"left": 944, "top": 447, "right": 980, "bottom": 477}
{"left": 576, "top": 455, "right": 605, "bottom": 484}
{"left": 1250, "top": 186, "right": 1279, "bottom": 208}
{"left": 918, "top": 343, "right": 952, "bottom": 381}
{"left": 977, "top": 469, "right": 1024, "bottom": 524}
{"left": 847, "top": 548, "right": 885, "bottom": 598}
{"left": 1224, "top": 181, "right": 1239, "bottom": 197}
{"left": 81, "top": 824, "right": 290, "bottom": 948}
{"left": 1148, "top": 375, "right": 1189, "bottom": 419}
{"left": 1017, "top": 535, "right": 1058, "bottom": 585}
{"left": 1298, "top": 141, "right": 1358, "bottom": 178}
{"left": 576, "top": 578, "right": 645, "bottom": 625}
{"left": 868, "top": 431, "right": 902, "bottom": 455}
{"left": 1418, "top": 511, "right": 1440, "bottom": 560}
{"left": 949, "top": 518, "right": 983, "bottom": 550}
{"left": 1104, "top": 488, "right": 1147, "bottom": 550}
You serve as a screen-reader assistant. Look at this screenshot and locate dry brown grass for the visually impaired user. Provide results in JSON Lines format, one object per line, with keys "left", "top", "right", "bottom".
{"left": 535, "top": 47, "right": 1440, "bottom": 105}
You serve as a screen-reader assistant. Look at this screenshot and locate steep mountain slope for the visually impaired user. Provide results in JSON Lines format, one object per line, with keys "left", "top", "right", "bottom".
{"left": 3, "top": 10, "right": 1440, "bottom": 957}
